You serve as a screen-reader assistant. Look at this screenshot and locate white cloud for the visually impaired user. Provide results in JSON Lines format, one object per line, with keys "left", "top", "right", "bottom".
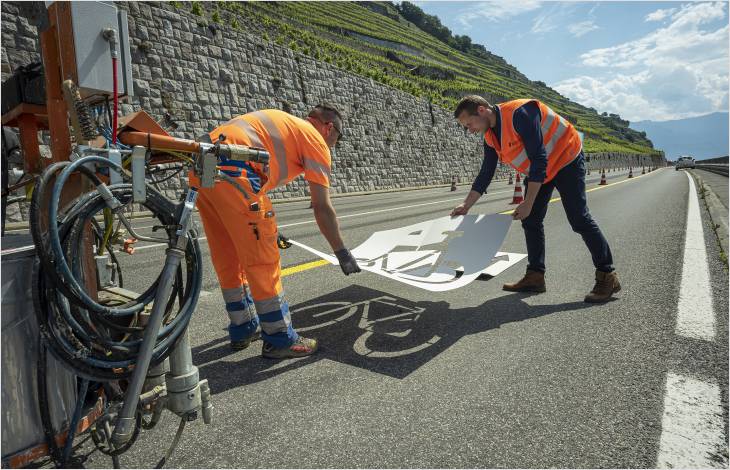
{"left": 645, "top": 7, "right": 676, "bottom": 22}
{"left": 456, "top": 0, "right": 541, "bottom": 28}
{"left": 529, "top": 3, "right": 569, "bottom": 34}
{"left": 568, "top": 21, "right": 599, "bottom": 38}
{"left": 581, "top": 2, "right": 727, "bottom": 69}
{"left": 555, "top": 63, "right": 728, "bottom": 122}
{"left": 554, "top": 2, "right": 729, "bottom": 121}
{"left": 531, "top": 12, "right": 558, "bottom": 34}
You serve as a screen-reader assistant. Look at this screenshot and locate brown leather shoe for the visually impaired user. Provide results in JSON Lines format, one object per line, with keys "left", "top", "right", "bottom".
{"left": 584, "top": 270, "right": 621, "bottom": 303}
{"left": 502, "top": 269, "right": 546, "bottom": 293}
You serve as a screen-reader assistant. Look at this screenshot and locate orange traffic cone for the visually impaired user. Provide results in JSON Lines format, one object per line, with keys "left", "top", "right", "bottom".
{"left": 628, "top": 167, "right": 633, "bottom": 178}
{"left": 508, "top": 173, "right": 513, "bottom": 185}
{"left": 510, "top": 173, "right": 524, "bottom": 204}
{"left": 450, "top": 177, "right": 457, "bottom": 192}
{"left": 599, "top": 169, "right": 607, "bottom": 186}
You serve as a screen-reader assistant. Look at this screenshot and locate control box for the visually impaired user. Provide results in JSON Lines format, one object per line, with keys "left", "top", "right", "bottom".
{"left": 60, "top": 1, "right": 134, "bottom": 99}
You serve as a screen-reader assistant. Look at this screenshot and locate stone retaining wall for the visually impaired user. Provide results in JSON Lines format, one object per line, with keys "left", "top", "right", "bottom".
{"left": 0, "top": 1, "right": 660, "bottom": 223}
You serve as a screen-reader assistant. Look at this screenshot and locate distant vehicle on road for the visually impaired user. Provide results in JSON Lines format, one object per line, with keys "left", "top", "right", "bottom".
{"left": 675, "top": 155, "right": 696, "bottom": 170}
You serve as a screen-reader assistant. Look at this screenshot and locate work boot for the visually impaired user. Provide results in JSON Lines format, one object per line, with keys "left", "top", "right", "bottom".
{"left": 502, "top": 269, "right": 546, "bottom": 293}
{"left": 584, "top": 270, "right": 621, "bottom": 303}
{"left": 261, "top": 336, "right": 318, "bottom": 359}
{"left": 230, "top": 330, "right": 261, "bottom": 351}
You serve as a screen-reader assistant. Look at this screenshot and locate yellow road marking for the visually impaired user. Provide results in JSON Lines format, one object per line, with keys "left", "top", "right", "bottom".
{"left": 283, "top": 169, "right": 662, "bottom": 277}
{"left": 499, "top": 168, "right": 657, "bottom": 215}
{"left": 281, "top": 259, "right": 330, "bottom": 277}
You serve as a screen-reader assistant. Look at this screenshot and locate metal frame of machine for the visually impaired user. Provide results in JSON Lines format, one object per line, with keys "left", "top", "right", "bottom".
{"left": 1, "top": 2, "right": 270, "bottom": 467}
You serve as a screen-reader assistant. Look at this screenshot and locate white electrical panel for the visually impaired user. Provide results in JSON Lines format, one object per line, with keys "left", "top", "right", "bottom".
{"left": 67, "top": 1, "right": 133, "bottom": 99}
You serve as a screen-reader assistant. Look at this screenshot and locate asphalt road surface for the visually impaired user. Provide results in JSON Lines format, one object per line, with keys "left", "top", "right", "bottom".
{"left": 69, "top": 167, "right": 727, "bottom": 468}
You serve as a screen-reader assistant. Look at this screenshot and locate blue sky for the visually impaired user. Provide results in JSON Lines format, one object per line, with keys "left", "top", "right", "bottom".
{"left": 414, "top": 1, "right": 729, "bottom": 122}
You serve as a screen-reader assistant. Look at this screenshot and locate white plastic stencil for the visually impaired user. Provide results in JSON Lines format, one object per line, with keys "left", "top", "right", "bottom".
{"left": 290, "top": 214, "right": 526, "bottom": 291}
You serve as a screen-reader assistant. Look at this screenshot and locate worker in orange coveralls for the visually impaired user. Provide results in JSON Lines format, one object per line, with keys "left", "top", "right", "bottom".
{"left": 189, "top": 105, "right": 360, "bottom": 359}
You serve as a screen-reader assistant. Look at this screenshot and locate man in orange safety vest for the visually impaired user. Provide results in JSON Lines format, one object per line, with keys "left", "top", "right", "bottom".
{"left": 189, "top": 104, "right": 360, "bottom": 359}
{"left": 451, "top": 95, "right": 620, "bottom": 303}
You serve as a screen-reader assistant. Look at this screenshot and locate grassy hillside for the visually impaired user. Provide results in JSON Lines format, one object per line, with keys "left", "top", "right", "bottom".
{"left": 178, "top": 1, "right": 661, "bottom": 156}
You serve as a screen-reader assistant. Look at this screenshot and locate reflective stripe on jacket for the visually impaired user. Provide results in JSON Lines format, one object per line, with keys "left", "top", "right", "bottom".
{"left": 210, "top": 109, "right": 332, "bottom": 193}
{"left": 483, "top": 99, "right": 582, "bottom": 183}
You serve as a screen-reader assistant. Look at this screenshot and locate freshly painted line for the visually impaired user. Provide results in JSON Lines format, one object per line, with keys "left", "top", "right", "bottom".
{"left": 656, "top": 372, "right": 726, "bottom": 468}
{"left": 676, "top": 172, "right": 715, "bottom": 341}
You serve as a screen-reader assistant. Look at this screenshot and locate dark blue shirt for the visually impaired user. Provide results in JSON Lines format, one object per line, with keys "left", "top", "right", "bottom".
{"left": 471, "top": 101, "right": 548, "bottom": 194}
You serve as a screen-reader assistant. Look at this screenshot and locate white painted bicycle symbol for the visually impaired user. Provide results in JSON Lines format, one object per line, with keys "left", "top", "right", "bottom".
{"left": 293, "top": 296, "right": 441, "bottom": 358}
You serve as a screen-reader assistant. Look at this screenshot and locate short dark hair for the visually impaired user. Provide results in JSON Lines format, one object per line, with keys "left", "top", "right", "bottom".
{"left": 309, "top": 103, "right": 343, "bottom": 135}
{"left": 453, "top": 95, "right": 492, "bottom": 118}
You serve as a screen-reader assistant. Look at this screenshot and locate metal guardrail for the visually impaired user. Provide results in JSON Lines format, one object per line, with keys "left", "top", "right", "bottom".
{"left": 695, "top": 163, "right": 729, "bottom": 177}
{"left": 697, "top": 156, "right": 729, "bottom": 164}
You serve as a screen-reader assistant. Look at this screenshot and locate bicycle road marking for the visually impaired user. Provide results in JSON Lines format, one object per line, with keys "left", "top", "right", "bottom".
{"left": 292, "top": 296, "right": 441, "bottom": 358}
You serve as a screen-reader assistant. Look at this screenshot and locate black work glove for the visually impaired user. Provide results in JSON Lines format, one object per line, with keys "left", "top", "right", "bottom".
{"left": 277, "top": 233, "right": 292, "bottom": 249}
{"left": 334, "top": 248, "right": 361, "bottom": 276}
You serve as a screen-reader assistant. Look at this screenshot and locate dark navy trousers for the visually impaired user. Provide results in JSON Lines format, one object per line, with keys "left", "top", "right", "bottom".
{"left": 522, "top": 152, "right": 614, "bottom": 273}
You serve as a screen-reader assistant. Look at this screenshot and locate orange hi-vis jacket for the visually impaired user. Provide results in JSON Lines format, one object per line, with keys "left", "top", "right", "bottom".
{"left": 212, "top": 109, "right": 332, "bottom": 193}
{"left": 483, "top": 99, "right": 583, "bottom": 183}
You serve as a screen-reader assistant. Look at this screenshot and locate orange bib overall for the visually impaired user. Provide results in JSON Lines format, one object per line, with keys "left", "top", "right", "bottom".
{"left": 189, "top": 110, "right": 331, "bottom": 347}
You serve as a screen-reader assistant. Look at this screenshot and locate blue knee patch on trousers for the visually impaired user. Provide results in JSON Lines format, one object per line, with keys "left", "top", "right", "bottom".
{"left": 228, "top": 317, "right": 260, "bottom": 342}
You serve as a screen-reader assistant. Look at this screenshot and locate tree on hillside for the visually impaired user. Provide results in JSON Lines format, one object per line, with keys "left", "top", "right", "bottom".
{"left": 396, "top": 2, "right": 488, "bottom": 54}
{"left": 452, "top": 34, "right": 472, "bottom": 52}
{"left": 397, "top": 2, "right": 452, "bottom": 44}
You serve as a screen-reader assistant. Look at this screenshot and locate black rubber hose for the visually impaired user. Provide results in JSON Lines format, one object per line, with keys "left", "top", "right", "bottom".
{"left": 36, "top": 333, "right": 63, "bottom": 467}
{"left": 61, "top": 378, "right": 89, "bottom": 466}
{"left": 30, "top": 169, "right": 172, "bottom": 320}
{"left": 46, "top": 159, "right": 142, "bottom": 317}
{"left": 59, "top": 186, "right": 199, "bottom": 336}
{"left": 30, "top": 156, "right": 202, "bottom": 381}
{"left": 37, "top": 234, "right": 200, "bottom": 380}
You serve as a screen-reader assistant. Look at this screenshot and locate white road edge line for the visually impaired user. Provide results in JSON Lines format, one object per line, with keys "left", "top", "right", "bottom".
{"left": 656, "top": 373, "right": 726, "bottom": 468}
{"left": 676, "top": 172, "right": 715, "bottom": 341}
{"left": 655, "top": 172, "right": 724, "bottom": 469}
